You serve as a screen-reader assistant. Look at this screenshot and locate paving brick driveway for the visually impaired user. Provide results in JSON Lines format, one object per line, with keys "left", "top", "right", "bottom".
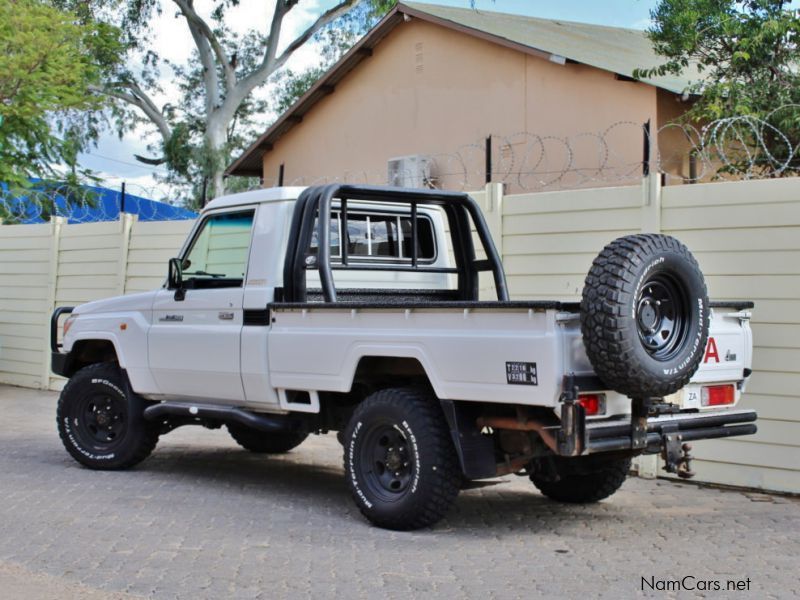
{"left": 0, "top": 384, "right": 797, "bottom": 599}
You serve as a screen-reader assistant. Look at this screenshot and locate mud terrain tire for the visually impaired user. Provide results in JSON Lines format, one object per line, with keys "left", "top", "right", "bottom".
{"left": 581, "top": 234, "right": 709, "bottom": 398}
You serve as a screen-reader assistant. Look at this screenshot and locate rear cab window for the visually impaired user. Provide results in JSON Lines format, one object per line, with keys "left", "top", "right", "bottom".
{"left": 310, "top": 208, "right": 436, "bottom": 263}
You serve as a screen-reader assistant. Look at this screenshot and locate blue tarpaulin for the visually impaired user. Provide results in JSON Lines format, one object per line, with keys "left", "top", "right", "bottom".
{"left": 1, "top": 182, "right": 197, "bottom": 223}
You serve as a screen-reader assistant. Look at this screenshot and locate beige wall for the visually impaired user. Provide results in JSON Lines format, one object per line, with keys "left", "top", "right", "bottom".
{"left": 262, "top": 19, "right": 662, "bottom": 192}
{"left": 0, "top": 176, "right": 797, "bottom": 493}
{"left": 493, "top": 176, "right": 800, "bottom": 494}
{"left": 0, "top": 216, "right": 194, "bottom": 390}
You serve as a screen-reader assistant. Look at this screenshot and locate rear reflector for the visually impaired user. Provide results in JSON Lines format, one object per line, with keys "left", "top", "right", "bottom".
{"left": 578, "top": 394, "right": 606, "bottom": 416}
{"left": 701, "top": 384, "right": 735, "bottom": 407}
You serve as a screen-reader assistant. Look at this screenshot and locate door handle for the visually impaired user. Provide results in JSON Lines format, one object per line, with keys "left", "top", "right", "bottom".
{"left": 218, "top": 312, "right": 234, "bottom": 320}
{"left": 159, "top": 314, "right": 184, "bottom": 322}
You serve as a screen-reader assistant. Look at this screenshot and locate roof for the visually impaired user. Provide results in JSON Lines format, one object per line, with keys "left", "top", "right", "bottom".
{"left": 203, "top": 186, "right": 307, "bottom": 212}
{"left": 226, "top": 2, "right": 700, "bottom": 177}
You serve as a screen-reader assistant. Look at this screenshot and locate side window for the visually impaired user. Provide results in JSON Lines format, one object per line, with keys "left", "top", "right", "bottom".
{"left": 182, "top": 210, "right": 255, "bottom": 289}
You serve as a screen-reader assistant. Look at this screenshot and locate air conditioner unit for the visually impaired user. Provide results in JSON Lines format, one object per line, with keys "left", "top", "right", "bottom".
{"left": 387, "top": 155, "right": 431, "bottom": 188}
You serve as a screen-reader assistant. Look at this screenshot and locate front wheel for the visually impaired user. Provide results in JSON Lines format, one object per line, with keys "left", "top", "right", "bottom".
{"left": 56, "top": 363, "right": 159, "bottom": 470}
{"left": 344, "top": 388, "right": 461, "bottom": 530}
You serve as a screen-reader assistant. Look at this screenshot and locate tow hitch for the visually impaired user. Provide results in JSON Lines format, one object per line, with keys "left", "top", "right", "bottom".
{"left": 662, "top": 432, "right": 695, "bottom": 479}
{"left": 633, "top": 399, "right": 695, "bottom": 478}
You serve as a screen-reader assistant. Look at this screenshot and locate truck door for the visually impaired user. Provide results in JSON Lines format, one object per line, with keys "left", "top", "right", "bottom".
{"left": 148, "top": 208, "right": 255, "bottom": 402}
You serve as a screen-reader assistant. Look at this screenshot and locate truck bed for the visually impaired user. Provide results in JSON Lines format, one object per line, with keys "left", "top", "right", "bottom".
{"left": 267, "top": 298, "right": 753, "bottom": 410}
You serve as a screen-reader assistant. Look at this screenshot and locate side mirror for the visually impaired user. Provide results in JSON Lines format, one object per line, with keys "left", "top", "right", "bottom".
{"left": 168, "top": 257, "right": 186, "bottom": 301}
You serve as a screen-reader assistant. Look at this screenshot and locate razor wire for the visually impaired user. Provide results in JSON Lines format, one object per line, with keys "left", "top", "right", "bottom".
{"left": 0, "top": 181, "right": 197, "bottom": 224}
{"left": 4, "top": 110, "right": 800, "bottom": 224}
{"left": 280, "top": 110, "right": 800, "bottom": 192}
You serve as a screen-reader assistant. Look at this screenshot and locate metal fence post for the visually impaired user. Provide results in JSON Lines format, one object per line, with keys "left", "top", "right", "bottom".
{"left": 485, "top": 135, "right": 493, "bottom": 184}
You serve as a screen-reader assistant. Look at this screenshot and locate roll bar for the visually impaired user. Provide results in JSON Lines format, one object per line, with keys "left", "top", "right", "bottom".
{"left": 282, "top": 184, "right": 509, "bottom": 303}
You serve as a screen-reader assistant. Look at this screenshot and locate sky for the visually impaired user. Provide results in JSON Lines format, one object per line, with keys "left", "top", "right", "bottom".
{"left": 72, "top": 0, "right": 694, "bottom": 198}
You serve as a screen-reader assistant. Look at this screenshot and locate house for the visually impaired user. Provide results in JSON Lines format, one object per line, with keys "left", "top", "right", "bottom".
{"left": 226, "top": 2, "right": 700, "bottom": 191}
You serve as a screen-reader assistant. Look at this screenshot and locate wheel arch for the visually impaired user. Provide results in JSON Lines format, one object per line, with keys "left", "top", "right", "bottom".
{"left": 342, "top": 346, "right": 447, "bottom": 399}
{"left": 63, "top": 337, "right": 122, "bottom": 377}
{"left": 350, "top": 355, "right": 437, "bottom": 393}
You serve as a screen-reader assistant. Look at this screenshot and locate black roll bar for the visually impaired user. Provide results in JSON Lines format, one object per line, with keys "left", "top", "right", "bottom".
{"left": 283, "top": 184, "right": 509, "bottom": 303}
{"left": 50, "top": 306, "right": 74, "bottom": 352}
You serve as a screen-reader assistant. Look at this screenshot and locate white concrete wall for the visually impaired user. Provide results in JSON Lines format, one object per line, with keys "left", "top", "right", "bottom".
{"left": 0, "top": 215, "right": 194, "bottom": 391}
{"left": 1, "top": 176, "right": 798, "bottom": 493}
{"left": 492, "top": 177, "right": 800, "bottom": 494}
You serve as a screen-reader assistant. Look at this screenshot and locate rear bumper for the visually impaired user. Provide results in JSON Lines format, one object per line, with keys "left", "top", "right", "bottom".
{"left": 586, "top": 408, "right": 758, "bottom": 454}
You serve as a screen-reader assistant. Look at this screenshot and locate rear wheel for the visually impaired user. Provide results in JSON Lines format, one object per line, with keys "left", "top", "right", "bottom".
{"left": 530, "top": 456, "right": 631, "bottom": 504}
{"left": 56, "top": 363, "right": 158, "bottom": 470}
{"left": 344, "top": 388, "right": 461, "bottom": 530}
{"left": 227, "top": 424, "right": 308, "bottom": 454}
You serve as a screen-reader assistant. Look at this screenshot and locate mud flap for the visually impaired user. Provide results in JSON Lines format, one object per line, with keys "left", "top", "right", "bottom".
{"left": 440, "top": 400, "right": 497, "bottom": 479}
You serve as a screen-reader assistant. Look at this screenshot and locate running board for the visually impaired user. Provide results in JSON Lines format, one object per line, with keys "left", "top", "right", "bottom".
{"left": 143, "top": 402, "right": 303, "bottom": 433}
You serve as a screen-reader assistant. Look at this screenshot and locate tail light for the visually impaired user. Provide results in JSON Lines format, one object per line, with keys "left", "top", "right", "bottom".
{"left": 701, "top": 384, "right": 735, "bottom": 407}
{"left": 578, "top": 394, "right": 606, "bottom": 416}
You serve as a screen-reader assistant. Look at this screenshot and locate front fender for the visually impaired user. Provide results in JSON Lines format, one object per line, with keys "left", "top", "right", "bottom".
{"left": 56, "top": 309, "right": 157, "bottom": 394}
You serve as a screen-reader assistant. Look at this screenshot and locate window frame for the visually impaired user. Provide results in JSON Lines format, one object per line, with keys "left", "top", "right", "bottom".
{"left": 317, "top": 208, "right": 438, "bottom": 265}
{"left": 178, "top": 207, "right": 257, "bottom": 290}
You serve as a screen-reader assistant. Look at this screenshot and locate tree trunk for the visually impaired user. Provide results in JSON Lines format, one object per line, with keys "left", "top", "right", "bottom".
{"left": 210, "top": 167, "right": 225, "bottom": 201}
{"left": 205, "top": 119, "right": 228, "bottom": 200}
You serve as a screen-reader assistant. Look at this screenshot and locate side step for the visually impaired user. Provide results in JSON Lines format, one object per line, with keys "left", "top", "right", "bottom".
{"left": 143, "top": 402, "right": 303, "bottom": 433}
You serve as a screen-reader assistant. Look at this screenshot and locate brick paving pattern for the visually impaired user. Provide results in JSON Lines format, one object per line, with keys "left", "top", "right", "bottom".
{"left": 0, "top": 385, "right": 797, "bottom": 599}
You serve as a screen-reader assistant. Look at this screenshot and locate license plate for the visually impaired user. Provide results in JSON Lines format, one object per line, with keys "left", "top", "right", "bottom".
{"left": 665, "top": 385, "right": 702, "bottom": 410}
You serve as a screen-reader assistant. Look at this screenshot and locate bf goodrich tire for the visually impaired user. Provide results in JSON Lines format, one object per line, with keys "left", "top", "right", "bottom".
{"left": 530, "top": 456, "right": 631, "bottom": 504}
{"left": 581, "top": 234, "right": 709, "bottom": 398}
{"left": 227, "top": 424, "right": 308, "bottom": 454}
{"left": 343, "top": 388, "right": 462, "bottom": 531}
{"left": 56, "top": 363, "right": 158, "bottom": 470}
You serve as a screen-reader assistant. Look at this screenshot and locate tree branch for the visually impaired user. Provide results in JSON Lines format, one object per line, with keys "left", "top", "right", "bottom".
{"left": 170, "top": 0, "right": 223, "bottom": 114}
{"left": 236, "top": 0, "right": 362, "bottom": 101}
{"left": 272, "top": 0, "right": 362, "bottom": 72}
{"left": 172, "top": 0, "right": 236, "bottom": 93}
{"left": 92, "top": 83, "right": 172, "bottom": 142}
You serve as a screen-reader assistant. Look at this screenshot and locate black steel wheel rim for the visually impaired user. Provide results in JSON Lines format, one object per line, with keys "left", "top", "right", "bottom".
{"left": 69, "top": 392, "right": 127, "bottom": 451}
{"left": 635, "top": 273, "right": 690, "bottom": 360}
{"left": 358, "top": 422, "right": 415, "bottom": 502}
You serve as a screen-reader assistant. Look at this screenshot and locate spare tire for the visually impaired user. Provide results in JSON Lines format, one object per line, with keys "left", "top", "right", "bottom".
{"left": 581, "top": 234, "right": 709, "bottom": 398}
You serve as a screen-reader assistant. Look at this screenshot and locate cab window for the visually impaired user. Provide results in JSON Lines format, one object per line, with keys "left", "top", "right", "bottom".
{"left": 310, "top": 209, "right": 436, "bottom": 262}
{"left": 182, "top": 210, "right": 255, "bottom": 288}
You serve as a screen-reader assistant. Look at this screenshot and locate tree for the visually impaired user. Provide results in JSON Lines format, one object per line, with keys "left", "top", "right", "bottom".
{"left": 54, "top": 0, "right": 397, "bottom": 206}
{"left": 0, "top": 0, "right": 122, "bottom": 201}
{"left": 637, "top": 0, "right": 800, "bottom": 175}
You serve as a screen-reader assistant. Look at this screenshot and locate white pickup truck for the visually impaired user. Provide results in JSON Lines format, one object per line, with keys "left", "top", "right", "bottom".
{"left": 51, "top": 185, "right": 756, "bottom": 530}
